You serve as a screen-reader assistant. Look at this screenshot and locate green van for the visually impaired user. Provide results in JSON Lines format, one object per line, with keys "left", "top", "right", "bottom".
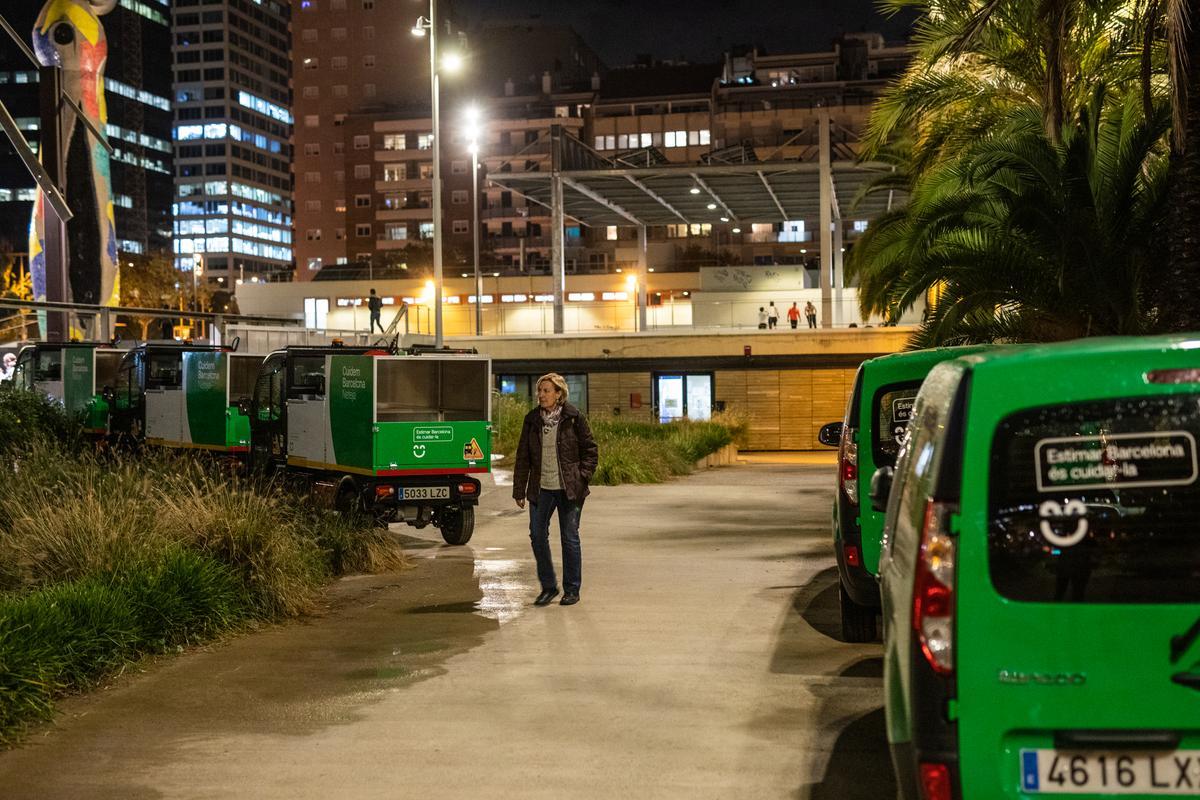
{"left": 871, "top": 335, "right": 1200, "bottom": 799}
{"left": 819, "top": 346, "right": 990, "bottom": 642}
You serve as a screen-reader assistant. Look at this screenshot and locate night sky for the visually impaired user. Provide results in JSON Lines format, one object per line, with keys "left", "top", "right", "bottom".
{"left": 454, "top": 0, "right": 915, "bottom": 67}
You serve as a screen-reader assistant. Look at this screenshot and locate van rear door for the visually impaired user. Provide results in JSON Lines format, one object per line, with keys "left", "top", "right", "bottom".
{"left": 956, "top": 393, "right": 1200, "bottom": 797}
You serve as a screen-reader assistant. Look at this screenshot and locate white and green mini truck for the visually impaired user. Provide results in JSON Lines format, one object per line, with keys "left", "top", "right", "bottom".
{"left": 247, "top": 346, "right": 492, "bottom": 544}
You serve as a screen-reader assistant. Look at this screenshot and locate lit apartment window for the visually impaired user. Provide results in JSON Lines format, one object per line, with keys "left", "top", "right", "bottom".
{"left": 305, "top": 199, "right": 321, "bottom": 211}
{"left": 363, "top": 54, "right": 376, "bottom": 68}
{"left": 451, "top": 190, "right": 468, "bottom": 204}
{"left": 304, "top": 171, "right": 321, "bottom": 183}
{"left": 617, "top": 134, "right": 629, "bottom": 149}
{"left": 333, "top": 84, "right": 348, "bottom": 98}
{"left": 335, "top": 198, "right": 347, "bottom": 212}
{"left": 640, "top": 132, "right": 652, "bottom": 147}
{"left": 384, "top": 223, "right": 407, "bottom": 240}
{"left": 688, "top": 130, "right": 699, "bottom": 146}
{"left": 355, "top": 194, "right": 371, "bottom": 207}
{"left": 419, "top": 222, "right": 434, "bottom": 239}
{"left": 605, "top": 225, "right": 618, "bottom": 240}
{"left": 303, "top": 58, "right": 319, "bottom": 70}
{"left": 306, "top": 228, "right": 322, "bottom": 241}
{"left": 302, "top": 29, "right": 317, "bottom": 42}
{"left": 304, "top": 115, "right": 319, "bottom": 128}
{"left": 418, "top": 163, "right": 434, "bottom": 179}
{"left": 451, "top": 160, "right": 467, "bottom": 174}
{"left": 302, "top": 86, "right": 319, "bottom": 98}
{"left": 452, "top": 219, "right": 469, "bottom": 234}
{"left": 304, "top": 143, "right": 320, "bottom": 156}
{"left": 417, "top": 133, "right": 433, "bottom": 150}
{"left": 594, "top": 136, "right": 604, "bottom": 150}
{"left": 332, "top": 27, "right": 347, "bottom": 40}
{"left": 353, "top": 164, "right": 371, "bottom": 179}
{"left": 356, "top": 224, "right": 372, "bottom": 237}
{"left": 353, "top": 135, "right": 370, "bottom": 150}
{"left": 688, "top": 223, "right": 712, "bottom": 236}
{"left": 383, "top": 164, "right": 406, "bottom": 181}
{"left": 383, "top": 134, "right": 405, "bottom": 150}
{"left": 700, "top": 129, "right": 711, "bottom": 145}
{"left": 667, "top": 224, "right": 687, "bottom": 238}
{"left": 604, "top": 135, "right": 615, "bottom": 150}
{"left": 331, "top": 56, "right": 348, "bottom": 70}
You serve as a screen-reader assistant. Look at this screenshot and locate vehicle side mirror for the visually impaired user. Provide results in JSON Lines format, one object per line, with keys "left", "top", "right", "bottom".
{"left": 236, "top": 396, "right": 251, "bottom": 416}
{"left": 869, "top": 466, "right": 894, "bottom": 513}
{"left": 314, "top": 376, "right": 326, "bottom": 396}
{"left": 102, "top": 385, "right": 115, "bottom": 403}
{"left": 817, "top": 421, "right": 843, "bottom": 447}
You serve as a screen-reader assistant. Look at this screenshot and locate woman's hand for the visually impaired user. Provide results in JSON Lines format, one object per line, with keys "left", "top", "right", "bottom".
{"left": 516, "top": 498, "right": 525, "bottom": 509}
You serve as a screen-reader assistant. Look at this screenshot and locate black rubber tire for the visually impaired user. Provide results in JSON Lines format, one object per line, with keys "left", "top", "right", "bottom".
{"left": 439, "top": 506, "right": 475, "bottom": 545}
{"left": 840, "top": 584, "right": 878, "bottom": 643}
{"left": 334, "top": 478, "right": 360, "bottom": 515}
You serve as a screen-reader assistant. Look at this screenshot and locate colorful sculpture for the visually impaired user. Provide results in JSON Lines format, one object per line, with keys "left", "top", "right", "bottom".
{"left": 29, "top": 0, "right": 120, "bottom": 327}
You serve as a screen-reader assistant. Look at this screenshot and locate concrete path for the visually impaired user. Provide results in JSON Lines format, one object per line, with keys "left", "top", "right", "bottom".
{"left": 0, "top": 463, "right": 895, "bottom": 799}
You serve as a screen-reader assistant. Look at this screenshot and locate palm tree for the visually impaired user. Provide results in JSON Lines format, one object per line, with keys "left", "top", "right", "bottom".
{"left": 850, "top": 91, "right": 1171, "bottom": 346}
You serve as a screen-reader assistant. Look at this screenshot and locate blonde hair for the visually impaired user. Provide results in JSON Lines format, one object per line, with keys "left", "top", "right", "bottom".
{"left": 536, "top": 372, "right": 569, "bottom": 406}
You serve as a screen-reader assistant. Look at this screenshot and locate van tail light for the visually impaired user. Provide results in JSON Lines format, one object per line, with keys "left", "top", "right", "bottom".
{"left": 913, "top": 500, "right": 957, "bottom": 676}
{"left": 919, "top": 762, "right": 953, "bottom": 800}
{"left": 839, "top": 428, "right": 859, "bottom": 505}
{"left": 844, "top": 545, "right": 862, "bottom": 567}
{"left": 457, "top": 482, "right": 477, "bottom": 495}
{"left": 375, "top": 485, "right": 396, "bottom": 498}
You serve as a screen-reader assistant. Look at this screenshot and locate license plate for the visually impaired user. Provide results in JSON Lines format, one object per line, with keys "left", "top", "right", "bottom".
{"left": 398, "top": 486, "right": 449, "bottom": 500}
{"left": 1021, "top": 749, "right": 1200, "bottom": 794}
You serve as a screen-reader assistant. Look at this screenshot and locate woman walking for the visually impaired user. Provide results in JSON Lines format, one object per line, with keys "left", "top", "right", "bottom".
{"left": 513, "top": 373, "right": 599, "bottom": 607}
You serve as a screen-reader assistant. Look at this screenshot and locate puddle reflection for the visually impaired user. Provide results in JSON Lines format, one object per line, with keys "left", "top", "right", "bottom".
{"left": 473, "top": 558, "right": 528, "bottom": 624}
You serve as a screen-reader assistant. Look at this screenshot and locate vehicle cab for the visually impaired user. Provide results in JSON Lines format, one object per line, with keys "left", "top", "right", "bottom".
{"left": 11, "top": 341, "right": 123, "bottom": 434}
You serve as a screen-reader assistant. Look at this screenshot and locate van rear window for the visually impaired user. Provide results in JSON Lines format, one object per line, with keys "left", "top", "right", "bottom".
{"left": 988, "top": 395, "right": 1200, "bottom": 604}
{"left": 873, "top": 382, "right": 921, "bottom": 467}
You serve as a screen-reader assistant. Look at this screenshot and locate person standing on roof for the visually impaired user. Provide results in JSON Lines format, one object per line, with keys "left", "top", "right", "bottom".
{"left": 368, "top": 288, "right": 384, "bottom": 334}
{"left": 787, "top": 302, "right": 800, "bottom": 329}
{"left": 767, "top": 301, "right": 780, "bottom": 329}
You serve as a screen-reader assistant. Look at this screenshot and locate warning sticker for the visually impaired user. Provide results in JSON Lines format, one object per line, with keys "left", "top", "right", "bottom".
{"left": 892, "top": 396, "right": 915, "bottom": 424}
{"left": 463, "top": 438, "right": 484, "bottom": 461}
{"left": 1034, "top": 430, "right": 1198, "bottom": 492}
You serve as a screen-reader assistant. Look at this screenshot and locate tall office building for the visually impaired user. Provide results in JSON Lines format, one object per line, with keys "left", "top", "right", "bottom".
{"left": 171, "top": 0, "right": 292, "bottom": 285}
{"left": 0, "top": 1, "right": 173, "bottom": 257}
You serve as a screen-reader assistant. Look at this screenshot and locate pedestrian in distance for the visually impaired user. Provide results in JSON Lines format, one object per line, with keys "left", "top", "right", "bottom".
{"left": 787, "top": 302, "right": 800, "bottom": 329}
{"left": 805, "top": 300, "right": 817, "bottom": 329}
{"left": 767, "top": 301, "right": 779, "bottom": 329}
{"left": 757, "top": 307, "right": 768, "bottom": 329}
{"left": 513, "top": 373, "right": 599, "bottom": 607}
{"left": 367, "top": 288, "right": 384, "bottom": 334}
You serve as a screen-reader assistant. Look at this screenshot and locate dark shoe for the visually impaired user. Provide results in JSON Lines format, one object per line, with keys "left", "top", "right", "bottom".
{"left": 534, "top": 588, "right": 559, "bottom": 606}
{"left": 560, "top": 593, "right": 579, "bottom": 606}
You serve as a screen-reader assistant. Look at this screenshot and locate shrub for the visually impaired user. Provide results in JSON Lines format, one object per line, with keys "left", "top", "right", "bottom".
{"left": 0, "top": 389, "right": 79, "bottom": 455}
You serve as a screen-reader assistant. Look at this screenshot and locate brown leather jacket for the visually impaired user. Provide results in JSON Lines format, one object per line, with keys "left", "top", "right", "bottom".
{"left": 512, "top": 403, "right": 599, "bottom": 503}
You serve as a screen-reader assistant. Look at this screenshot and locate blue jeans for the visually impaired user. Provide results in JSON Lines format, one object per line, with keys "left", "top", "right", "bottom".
{"left": 529, "top": 489, "right": 583, "bottom": 594}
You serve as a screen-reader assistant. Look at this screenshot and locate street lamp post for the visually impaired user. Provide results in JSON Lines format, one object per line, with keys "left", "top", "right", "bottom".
{"left": 463, "top": 105, "right": 483, "bottom": 336}
{"left": 412, "top": 4, "right": 448, "bottom": 347}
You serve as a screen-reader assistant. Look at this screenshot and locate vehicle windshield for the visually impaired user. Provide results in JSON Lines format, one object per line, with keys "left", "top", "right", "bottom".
{"left": 35, "top": 348, "right": 62, "bottom": 382}
{"left": 872, "top": 381, "right": 921, "bottom": 467}
{"left": 988, "top": 394, "right": 1200, "bottom": 604}
{"left": 289, "top": 355, "right": 326, "bottom": 398}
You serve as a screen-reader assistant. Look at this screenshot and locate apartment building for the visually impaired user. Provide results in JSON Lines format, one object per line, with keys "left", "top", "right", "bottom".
{"left": 0, "top": 1, "right": 173, "bottom": 256}
{"left": 171, "top": 0, "right": 293, "bottom": 285}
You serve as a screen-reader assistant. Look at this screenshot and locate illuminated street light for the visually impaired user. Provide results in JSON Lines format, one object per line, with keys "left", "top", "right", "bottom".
{"left": 442, "top": 51, "right": 463, "bottom": 72}
{"left": 463, "top": 103, "right": 484, "bottom": 336}
{"left": 412, "top": 5, "right": 447, "bottom": 346}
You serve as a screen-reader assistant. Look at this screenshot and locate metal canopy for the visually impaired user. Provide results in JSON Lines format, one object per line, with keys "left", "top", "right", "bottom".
{"left": 487, "top": 161, "right": 901, "bottom": 228}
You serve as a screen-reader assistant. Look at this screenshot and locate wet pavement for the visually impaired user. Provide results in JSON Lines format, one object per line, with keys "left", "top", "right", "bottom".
{"left": 0, "top": 461, "right": 894, "bottom": 799}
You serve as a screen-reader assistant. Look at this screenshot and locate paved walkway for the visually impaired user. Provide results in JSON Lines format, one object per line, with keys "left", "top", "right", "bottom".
{"left": 0, "top": 463, "right": 892, "bottom": 799}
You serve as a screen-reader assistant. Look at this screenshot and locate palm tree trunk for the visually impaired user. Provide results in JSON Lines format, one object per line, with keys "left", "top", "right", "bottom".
{"left": 1163, "top": 0, "right": 1200, "bottom": 330}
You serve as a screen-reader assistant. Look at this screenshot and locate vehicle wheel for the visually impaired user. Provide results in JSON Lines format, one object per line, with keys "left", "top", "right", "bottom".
{"left": 334, "top": 479, "right": 361, "bottom": 516}
{"left": 439, "top": 506, "right": 474, "bottom": 545}
{"left": 840, "top": 584, "right": 878, "bottom": 643}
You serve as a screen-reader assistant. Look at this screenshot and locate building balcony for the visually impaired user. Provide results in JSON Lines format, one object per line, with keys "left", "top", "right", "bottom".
{"left": 374, "top": 178, "right": 431, "bottom": 192}
{"left": 375, "top": 206, "right": 433, "bottom": 222}
{"left": 481, "top": 206, "right": 543, "bottom": 220}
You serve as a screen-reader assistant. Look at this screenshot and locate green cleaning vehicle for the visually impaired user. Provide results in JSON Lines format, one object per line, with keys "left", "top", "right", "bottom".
{"left": 105, "top": 342, "right": 263, "bottom": 454}
{"left": 869, "top": 335, "right": 1200, "bottom": 799}
{"left": 11, "top": 341, "right": 124, "bottom": 435}
{"left": 818, "top": 346, "right": 991, "bottom": 642}
{"left": 246, "top": 344, "right": 491, "bottom": 544}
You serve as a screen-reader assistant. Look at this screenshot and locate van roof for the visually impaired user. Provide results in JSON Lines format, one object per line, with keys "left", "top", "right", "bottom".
{"left": 961, "top": 333, "right": 1200, "bottom": 372}
{"left": 862, "top": 344, "right": 994, "bottom": 381}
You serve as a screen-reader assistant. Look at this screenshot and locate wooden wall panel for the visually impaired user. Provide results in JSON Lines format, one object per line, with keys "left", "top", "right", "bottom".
{"left": 619, "top": 372, "right": 654, "bottom": 422}
{"left": 589, "top": 373, "right": 621, "bottom": 417}
{"left": 778, "top": 369, "right": 813, "bottom": 450}
{"left": 746, "top": 370, "right": 780, "bottom": 450}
